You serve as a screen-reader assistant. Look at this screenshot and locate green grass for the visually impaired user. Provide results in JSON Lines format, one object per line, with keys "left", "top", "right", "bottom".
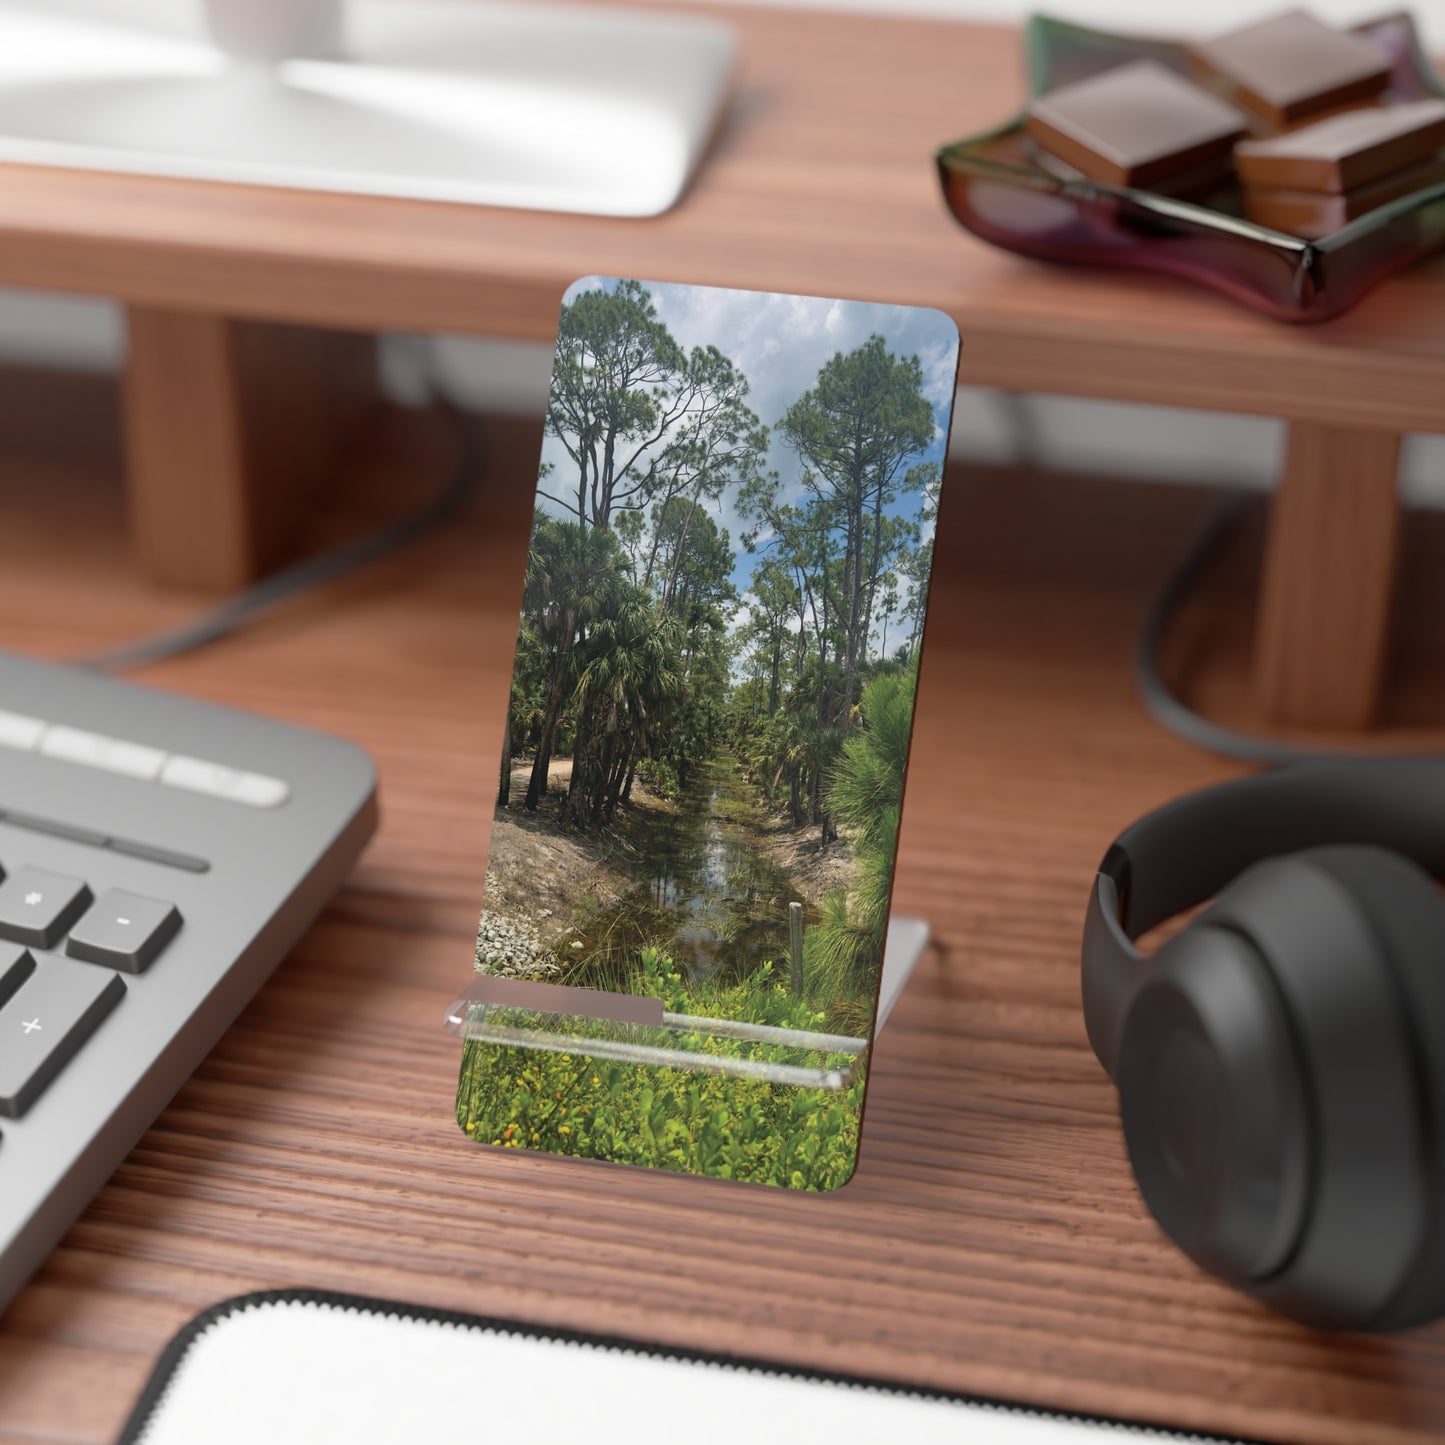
{"left": 456, "top": 950, "right": 866, "bottom": 1190}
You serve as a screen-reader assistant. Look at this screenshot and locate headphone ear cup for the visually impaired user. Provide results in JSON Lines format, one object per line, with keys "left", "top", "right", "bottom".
{"left": 1116, "top": 918, "right": 1312, "bottom": 1288}
{"left": 1200, "top": 847, "right": 1432, "bottom": 1330}
{"left": 1297, "top": 845, "right": 1445, "bottom": 1330}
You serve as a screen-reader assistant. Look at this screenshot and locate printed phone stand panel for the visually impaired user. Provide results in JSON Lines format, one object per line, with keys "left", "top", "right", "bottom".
{"left": 451, "top": 277, "right": 961, "bottom": 1191}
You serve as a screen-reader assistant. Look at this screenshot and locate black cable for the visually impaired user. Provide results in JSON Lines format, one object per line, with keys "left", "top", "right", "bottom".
{"left": 1135, "top": 491, "right": 1352, "bottom": 766}
{"left": 79, "top": 396, "right": 483, "bottom": 673}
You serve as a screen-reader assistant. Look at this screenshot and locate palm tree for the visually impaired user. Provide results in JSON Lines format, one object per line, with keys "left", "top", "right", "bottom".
{"left": 567, "top": 592, "right": 686, "bottom": 824}
{"left": 521, "top": 519, "right": 629, "bottom": 812}
{"left": 771, "top": 708, "right": 841, "bottom": 842}
{"left": 498, "top": 619, "right": 549, "bottom": 807}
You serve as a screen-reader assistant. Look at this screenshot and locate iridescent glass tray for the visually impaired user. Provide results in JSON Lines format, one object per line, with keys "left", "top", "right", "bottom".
{"left": 936, "top": 13, "right": 1445, "bottom": 322}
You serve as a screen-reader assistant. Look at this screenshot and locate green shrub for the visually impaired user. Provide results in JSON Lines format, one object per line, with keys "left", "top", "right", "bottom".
{"left": 635, "top": 756, "right": 682, "bottom": 800}
{"left": 802, "top": 669, "right": 915, "bottom": 1001}
{"left": 455, "top": 950, "right": 865, "bottom": 1190}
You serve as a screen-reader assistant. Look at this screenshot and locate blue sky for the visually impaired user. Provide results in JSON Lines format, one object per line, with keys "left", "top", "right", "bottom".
{"left": 538, "top": 277, "right": 960, "bottom": 628}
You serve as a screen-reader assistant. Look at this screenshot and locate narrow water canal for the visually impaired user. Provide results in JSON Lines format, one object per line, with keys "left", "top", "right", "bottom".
{"left": 577, "top": 753, "right": 817, "bottom": 986}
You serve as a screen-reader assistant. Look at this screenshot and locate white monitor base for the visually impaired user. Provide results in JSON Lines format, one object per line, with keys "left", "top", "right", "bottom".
{"left": 0, "top": 0, "right": 736, "bottom": 217}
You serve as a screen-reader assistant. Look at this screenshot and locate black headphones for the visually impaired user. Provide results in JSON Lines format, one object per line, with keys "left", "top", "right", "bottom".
{"left": 1082, "top": 759, "right": 1445, "bottom": 1332}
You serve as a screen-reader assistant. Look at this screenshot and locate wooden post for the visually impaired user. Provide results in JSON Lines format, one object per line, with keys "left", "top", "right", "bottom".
{"left": 788, "top": 902, "right": 804, "bottom": 994}
{"left": 123, "top": 306, "right": 378, "bottom": 590}
{"left": 1253, "top": 421, "right": 1403, "bottom": 730}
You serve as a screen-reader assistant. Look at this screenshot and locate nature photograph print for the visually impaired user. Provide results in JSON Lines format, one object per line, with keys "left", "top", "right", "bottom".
{"left": 456, "top": 277, "right": 960, "bottom": 1190}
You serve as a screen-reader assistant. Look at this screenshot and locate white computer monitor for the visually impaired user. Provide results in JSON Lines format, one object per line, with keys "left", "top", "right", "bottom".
{"left": 0, "top": 0, "right": 737, "bottom": 217}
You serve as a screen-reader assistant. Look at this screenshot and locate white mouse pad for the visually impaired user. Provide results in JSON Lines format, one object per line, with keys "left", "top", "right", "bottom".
{"left": 118, "top": 1291, "right": 1260, "bottom": 1445}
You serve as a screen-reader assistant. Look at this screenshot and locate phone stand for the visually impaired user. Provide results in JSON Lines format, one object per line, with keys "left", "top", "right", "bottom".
{"left": 0, "top": 0, "right": 735, "bottom": 217}
{"left": 450, "top": 273, "right": 958, "bottom": 1188}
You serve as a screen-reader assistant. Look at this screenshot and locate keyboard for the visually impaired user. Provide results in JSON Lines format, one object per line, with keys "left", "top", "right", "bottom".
{"left": 0, "top": 650, "right": 377, "bottom": 1312}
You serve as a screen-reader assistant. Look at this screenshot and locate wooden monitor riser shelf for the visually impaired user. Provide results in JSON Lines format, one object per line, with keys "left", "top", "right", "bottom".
{"left": 7, "top": 370, "right": 1445, "bottom": 1445}
{"left": 1, "top": 0, "right": 1440, "bottom": 737}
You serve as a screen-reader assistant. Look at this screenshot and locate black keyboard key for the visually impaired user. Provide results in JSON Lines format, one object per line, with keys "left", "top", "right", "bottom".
{"left": 0, "top": 944, "right": 35, "bottom": 1011}
{"left": 0, "top": 954, "right": 124, "bottom": 1118}
{"left": 67, "top": 890, "right": 181, "bottom": 975}
{"left": 0, "top": 867, "right": 93, "bottom": 948}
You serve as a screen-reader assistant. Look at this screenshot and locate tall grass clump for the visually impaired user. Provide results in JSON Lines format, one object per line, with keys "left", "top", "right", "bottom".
{"left": 804, "top": 668, "right": 915, "bottom": 1010}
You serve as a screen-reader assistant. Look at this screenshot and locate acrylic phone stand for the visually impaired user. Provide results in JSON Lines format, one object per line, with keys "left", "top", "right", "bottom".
{"left": 450, "top": 274, "right": 959, "bottom": 1189}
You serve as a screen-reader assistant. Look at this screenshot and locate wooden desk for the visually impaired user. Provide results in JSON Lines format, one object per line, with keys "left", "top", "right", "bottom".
{"left": 3, "top": 368, "right": 1445, "bottom": 1445}
{"left": 0, "top": 3, "right": 1440, "bottom": 730}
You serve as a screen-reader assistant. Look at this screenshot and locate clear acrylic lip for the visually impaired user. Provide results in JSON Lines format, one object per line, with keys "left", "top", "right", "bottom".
{"left": 446, "top": 917, "right": 930, "bottom": 1094}
{"left": 445, "top": 989, "right": 865, "bottom": 1093}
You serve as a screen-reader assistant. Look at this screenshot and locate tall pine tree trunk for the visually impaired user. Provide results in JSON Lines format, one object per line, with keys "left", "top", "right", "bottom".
{"left": 524, "top": 720, "right": 553, "bottom": 811}
{"left": 525, "top": 638, "right": 575, "bottom": 810}
{"left": 497, "top": 726, "right": 512, "bottom": 808}
{"left": 605, "top": 739, "right": 634, "bottom": 818}
{"left": 525, "top": 703, "right": 559, "bottom": 811}
{"left": 566, "top": 697, "right": 600, "bottom": 826}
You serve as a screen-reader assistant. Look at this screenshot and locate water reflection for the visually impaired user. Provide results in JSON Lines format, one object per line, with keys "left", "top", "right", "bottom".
{"left": 579, "top": 756, "right": 816, "bottom": 985}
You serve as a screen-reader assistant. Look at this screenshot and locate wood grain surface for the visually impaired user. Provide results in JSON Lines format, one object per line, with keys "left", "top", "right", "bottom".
{"left": 4, "top": 367, "right": 1445, "bottom": 1443}
{"left": 0, "top": 2, "right": 1441, "bottom": 429}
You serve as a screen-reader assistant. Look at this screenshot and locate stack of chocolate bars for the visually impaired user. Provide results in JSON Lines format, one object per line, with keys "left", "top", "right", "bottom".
{"left": 1024, "top": 8, "right": 1445, "bottom": 239}
{"left": 1235, "top": 99, "right": 1445, "bottom": 238}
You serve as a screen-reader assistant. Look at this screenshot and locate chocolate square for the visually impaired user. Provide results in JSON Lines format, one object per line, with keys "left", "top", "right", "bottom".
{"left": 1237, "top": 99, "right": 1445, "bottom": 193}
{"left": 1026, "top": 59, "right": 1248, "bottom": 190}
{"left": 1192, "top": 12, "right": 1391, "bottom": 127}
{"left": 1245, "top": 151, "right": 1445, "bottom": 237}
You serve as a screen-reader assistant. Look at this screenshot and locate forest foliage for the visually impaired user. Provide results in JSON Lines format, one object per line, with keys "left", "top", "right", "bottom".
{"left": 497, "top": 280, "right": 943, "bottom": 996}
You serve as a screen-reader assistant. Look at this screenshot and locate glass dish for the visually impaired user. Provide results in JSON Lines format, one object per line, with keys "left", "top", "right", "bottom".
{"left": 936, "top": 12, "right": 1445, "bottom": 322}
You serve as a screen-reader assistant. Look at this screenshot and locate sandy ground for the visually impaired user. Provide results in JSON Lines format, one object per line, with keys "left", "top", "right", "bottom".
{"left": 754, "top": 812, "right": 860, "bottom": 906}
{"left": 484, "top": 759, "right": 652, "bottom": 926}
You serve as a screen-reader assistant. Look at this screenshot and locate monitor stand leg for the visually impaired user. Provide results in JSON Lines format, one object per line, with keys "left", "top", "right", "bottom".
{"left": 123, "top": 307, "right": 377, "bottom": 590}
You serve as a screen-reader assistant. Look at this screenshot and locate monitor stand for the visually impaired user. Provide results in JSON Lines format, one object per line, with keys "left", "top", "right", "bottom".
{"left": 0, "top": 0, "right": 737, "bottom": 217}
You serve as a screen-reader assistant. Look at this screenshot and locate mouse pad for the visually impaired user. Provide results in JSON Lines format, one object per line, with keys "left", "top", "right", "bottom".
{"left": 454, "top": 277, "right": 961, "bottom": 1190}
{"left": 117, "top": 1290, "right": 1263, "bottom": 1444}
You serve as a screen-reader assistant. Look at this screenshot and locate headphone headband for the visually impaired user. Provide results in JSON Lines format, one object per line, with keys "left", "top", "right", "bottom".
{"left": 1083, "top": 759, "right": 1445, "bottom": 1078}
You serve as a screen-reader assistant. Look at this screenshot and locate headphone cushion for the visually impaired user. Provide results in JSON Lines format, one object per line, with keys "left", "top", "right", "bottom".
{"left": 1300, "top": 845, "right": 1445, "bottom": 1329}
{"left": 1201, "top": 848, "right": 1428, "bottom": 1327}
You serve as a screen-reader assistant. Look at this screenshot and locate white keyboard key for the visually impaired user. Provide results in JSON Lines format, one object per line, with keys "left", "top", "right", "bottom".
{"left": 40, "top": 725, "right": 166, "bottom": 781}
{"left": 0, "top": 710, "right": 44, "bottom": 751}
{"left": 160, "top": 755, "right": 289, "bottom": 809}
